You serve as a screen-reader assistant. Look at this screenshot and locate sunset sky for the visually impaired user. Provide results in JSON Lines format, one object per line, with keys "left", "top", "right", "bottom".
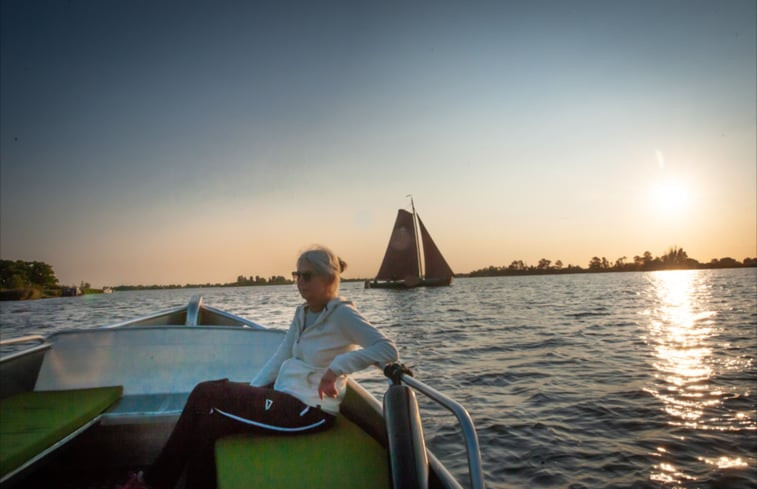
{"left": 1, "top": 0, "right": 755, "bottom": 288}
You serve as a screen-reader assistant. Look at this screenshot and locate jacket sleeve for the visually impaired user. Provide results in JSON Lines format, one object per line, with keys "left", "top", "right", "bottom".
{"left": 250, "top": 314, "right": 298, "bottom": 386}
{"left": 327, "top": 305, "right": 399, "bottom": 376}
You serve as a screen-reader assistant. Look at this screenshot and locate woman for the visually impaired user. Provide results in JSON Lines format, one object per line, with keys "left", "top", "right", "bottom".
{"left": 120, "top": 246, "right": 399, "bottom": 489}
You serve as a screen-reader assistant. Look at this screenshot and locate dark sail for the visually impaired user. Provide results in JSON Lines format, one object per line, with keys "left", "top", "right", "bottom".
{"left": 375, "top": 209, "right": 420, "bottom": 281}
{"left": 418, "top": 215, "right": 454, "bottom": 280}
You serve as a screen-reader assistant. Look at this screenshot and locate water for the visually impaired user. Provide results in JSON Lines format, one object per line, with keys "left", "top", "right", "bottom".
{"left": 1, "top": 269, "right": 755, "bottom": 489}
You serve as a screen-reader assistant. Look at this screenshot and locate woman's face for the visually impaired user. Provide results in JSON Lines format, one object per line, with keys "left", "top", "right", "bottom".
{"left": 295, "top": 261, "right": 334, "bottom": 307}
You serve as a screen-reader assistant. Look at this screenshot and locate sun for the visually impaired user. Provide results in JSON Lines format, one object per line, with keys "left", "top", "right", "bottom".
{"left": 650, "top": 180, "right": 692, "bottom": 217}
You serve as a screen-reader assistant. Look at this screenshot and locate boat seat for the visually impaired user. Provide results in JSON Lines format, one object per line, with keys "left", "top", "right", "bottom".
{"left": 101, "top": 392, "right": 190, "bottom": 424}
{"left": 0, "top": 386, "right": 123, "bottom": 479}
{"left": 215, "top": 414, "right": 390, "bottom": 489}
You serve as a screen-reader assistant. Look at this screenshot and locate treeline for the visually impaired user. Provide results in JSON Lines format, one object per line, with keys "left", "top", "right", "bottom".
{"left": 113, "top": 275, "right": 293, "bottom": 291}
{"left": 0, "top": 260, "right": 295, "bottom": 298}
{"left": 0, "top": 259, "right": 59, "bottom": 289}
{"left": 0, "top": 259, "right": 63, "bottom": 300}
{"left": 234, "top": 275, "right": 291, "bottom": 286}
{"left": 467, "top": 247, "right": 757, "bottom": 277}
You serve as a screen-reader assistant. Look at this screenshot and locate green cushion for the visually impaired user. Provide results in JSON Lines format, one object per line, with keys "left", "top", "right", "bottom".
{"left": 216, "top": 415, "right": 390, "bottom": 489}
{"left": 0, "top": 386, "right": 123, "bottom": 477}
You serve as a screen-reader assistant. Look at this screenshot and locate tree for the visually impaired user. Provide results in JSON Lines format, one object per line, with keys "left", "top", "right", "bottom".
{"left": 0, "top": 259, "right": 59, "bottom": 289}
{"left": 537, "top": 258, "right": 552, "bottom": 270}
{"left": 268, "top": 275, "right": 290, "bottom": 284}
{"left": 29, "top": 261, "right": 58, "bottom": 288}
{"left": 660, "top": 246, "right": 699, "bottom": 269}
{"left": 588, "top": 257, "right": 603, "bottom": 271}
{"left": 661, "top": 246, "right": 685, "bottom": 265}
{"left": 588, "top": 257, "right": 610, "bottom": 271}
{"left": 712, "top": 257, "right": 739, "bottom": 268}
{"left": 0, "top": 260, "right": 27, "bottom": 288}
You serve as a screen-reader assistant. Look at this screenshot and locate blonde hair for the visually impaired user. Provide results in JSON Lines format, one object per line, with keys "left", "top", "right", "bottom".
{"left": 297, "top": 245, "right": 347, "bottom": 294}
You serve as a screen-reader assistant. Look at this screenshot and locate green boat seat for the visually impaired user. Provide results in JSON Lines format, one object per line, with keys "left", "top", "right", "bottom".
{"left": 215, "top": 414, "right": 390, "bottom": 489}
{"left": 0, "top": 386, "right": 123, "bottom": 478}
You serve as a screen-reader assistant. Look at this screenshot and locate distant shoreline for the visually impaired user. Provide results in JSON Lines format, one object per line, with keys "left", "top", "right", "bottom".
{"left": 112, "top": 264, "right": 757, "bottom": 290}
{"left": 0, "top": 287, "right": 111, "bottom": 301}
{"left": 464, "top": 248, "right": 756, "bottom": 278}
{"left": 3, "top": 263, "right": 754, "bottom": 301}
{"left": 460, "top": 261, "right": 756, "bottom": 279}
{"left": 110, "top": 263, "right": 757, "bottom": 291}
{"left": 2, "top": 250, "right": 754, "bottom": 301}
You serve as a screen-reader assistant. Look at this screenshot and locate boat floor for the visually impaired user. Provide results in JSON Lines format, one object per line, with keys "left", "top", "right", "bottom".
{"left": 10, "top": 457, "right": 179, "bottom": 489}
{"left": 13, "top": 467, "right": 134, "bottom": 489}
{"left": 7, "top": 422, "right": 180, "bottom": 489}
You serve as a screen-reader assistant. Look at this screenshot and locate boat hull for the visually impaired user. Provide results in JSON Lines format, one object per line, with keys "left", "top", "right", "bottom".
{"left": 364, "top": 276, "right": 453, "bottom": 289}
{"left": 370, "top": 201, "right": 455, "bottom": 292}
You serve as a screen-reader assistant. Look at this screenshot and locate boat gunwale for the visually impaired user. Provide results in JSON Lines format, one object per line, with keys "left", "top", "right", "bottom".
{"left": 98, "top": 303, "right": 189, "bottom": 329}
{"left": 44, "top": 324, "right": 284, "bottom": 340}
{"left": 200, "top": 305, "right": 267, "bottom": 329}
{"left": 99, "top": 305, "right": 264, "bottom": 330}
{"left": 0, "top": 342, "right": 52, "bottom": 363}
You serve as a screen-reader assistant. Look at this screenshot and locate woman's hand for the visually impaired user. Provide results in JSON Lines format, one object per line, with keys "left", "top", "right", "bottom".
{"left": 318, "top": 369, "right": 339, "bottom": 399}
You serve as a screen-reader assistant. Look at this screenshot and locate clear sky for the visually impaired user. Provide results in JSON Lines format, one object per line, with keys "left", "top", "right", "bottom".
{"left": 1, "top": 0, "right": 755, "bottom": 288}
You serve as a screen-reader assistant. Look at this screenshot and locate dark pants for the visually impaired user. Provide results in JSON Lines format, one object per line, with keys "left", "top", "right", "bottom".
{"left": 143, "top": 379, "right": 334, "bottom": 489}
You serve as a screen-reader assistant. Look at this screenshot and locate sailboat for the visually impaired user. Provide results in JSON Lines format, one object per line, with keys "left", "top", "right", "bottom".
{"left": 366, "top": 198, "right": 454, "bottom": 289}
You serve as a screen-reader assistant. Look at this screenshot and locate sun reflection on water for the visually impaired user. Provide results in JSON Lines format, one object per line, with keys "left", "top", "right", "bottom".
{"left": 645, "top": 270, "right": 717, "bottom": 429}
{"left": 643, "top": 270, "right": 754, "bottom": 485}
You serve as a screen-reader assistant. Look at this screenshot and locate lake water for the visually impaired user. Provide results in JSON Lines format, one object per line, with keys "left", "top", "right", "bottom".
{"left": 1, "top": 269, "right": 755, "bottom": 489}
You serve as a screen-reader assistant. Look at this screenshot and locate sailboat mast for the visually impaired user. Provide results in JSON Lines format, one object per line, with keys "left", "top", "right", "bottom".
{"left": 408, "top": 195, "right": 423, "bottom": 278}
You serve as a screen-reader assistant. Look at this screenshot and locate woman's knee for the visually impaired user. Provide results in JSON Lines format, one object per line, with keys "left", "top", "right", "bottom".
{"left": 187, "top": 379, "right": 228, "bottom": 407}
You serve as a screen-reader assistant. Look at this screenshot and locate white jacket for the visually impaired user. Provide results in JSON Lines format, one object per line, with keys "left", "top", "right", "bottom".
{"left": 251, "top": 297, "right": 399, "bottom": 415}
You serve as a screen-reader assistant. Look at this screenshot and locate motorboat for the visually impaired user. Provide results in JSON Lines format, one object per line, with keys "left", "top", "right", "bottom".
{"left": 0, "top": 296, "right": 483, "bottom": 489}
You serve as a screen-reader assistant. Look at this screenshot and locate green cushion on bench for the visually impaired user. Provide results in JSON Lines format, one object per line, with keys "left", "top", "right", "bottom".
{"left": 215, "top": 415, "right": 390, "bottom": 489}
{"left": 0, "top": 386, "right": 123, "bottom": 477}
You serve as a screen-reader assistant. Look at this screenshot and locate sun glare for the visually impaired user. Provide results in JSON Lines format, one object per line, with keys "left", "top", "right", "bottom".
{"left": 650, "top": 181, "right": 692, "bottom": 217}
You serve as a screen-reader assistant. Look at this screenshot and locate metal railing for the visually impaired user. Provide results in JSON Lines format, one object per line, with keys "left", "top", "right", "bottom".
{"left": 386, "top": 364, "right": 485, "bottom": 489}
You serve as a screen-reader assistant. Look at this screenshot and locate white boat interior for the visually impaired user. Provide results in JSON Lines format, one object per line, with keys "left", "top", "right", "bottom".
{"left": 0, "top": 296, "right": 483, "bottom": 489}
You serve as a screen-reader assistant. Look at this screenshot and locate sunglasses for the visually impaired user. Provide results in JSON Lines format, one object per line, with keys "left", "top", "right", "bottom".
{"left": 292, "top": 271, "right": 317, "bottom": 282}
